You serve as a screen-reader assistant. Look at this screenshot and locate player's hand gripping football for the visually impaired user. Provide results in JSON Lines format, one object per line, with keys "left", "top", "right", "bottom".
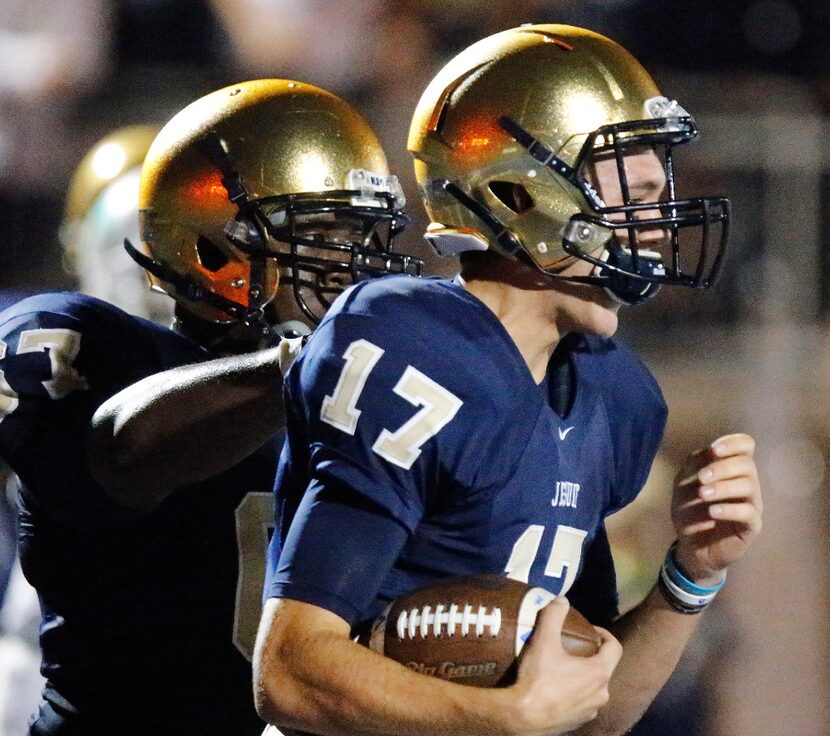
{"left": 509, "top": 598, "right": 622, "bottom": 735}
{"left": 671, "top": 433, "right": 763, "bottom": 585}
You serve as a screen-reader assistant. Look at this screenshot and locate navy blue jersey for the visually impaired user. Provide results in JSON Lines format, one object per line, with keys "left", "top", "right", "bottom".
{"left": 266, "top": 276, "right": 666, "bottom": 629}
{"left": 0, "top": 293, "right": 275, "bottom": 736}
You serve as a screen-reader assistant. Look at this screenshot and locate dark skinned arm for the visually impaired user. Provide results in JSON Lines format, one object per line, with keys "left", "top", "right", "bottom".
{"left": 86, "top": 342, "right": 294, "bottom": 511}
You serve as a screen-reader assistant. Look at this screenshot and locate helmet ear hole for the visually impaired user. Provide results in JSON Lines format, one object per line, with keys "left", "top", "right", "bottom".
{"left": 195, "top": 235, "right": 230, "bottom": 272}
{"left": 488, "top": 181, "right": 534, "bottom": 214}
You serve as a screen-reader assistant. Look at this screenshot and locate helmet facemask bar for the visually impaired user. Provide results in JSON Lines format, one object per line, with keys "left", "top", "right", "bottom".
{"left": 564, "top": 117, "right": 730, "bottom": 290}
{"left": 228, "top": 191, "right": 422, "bottom": 324}
{"left": 498, "top": 115, "right": 730, "bottom": 292}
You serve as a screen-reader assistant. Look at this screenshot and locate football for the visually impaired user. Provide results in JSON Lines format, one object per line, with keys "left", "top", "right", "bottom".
{"left": 365, "top": 574, "right": 601, "bottom": 687}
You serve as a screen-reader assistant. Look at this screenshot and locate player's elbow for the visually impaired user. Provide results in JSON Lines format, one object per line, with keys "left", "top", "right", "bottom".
{"left": 253, "top": 676, "right": 283, "bottom": 727}
{"left": 85, "top": 403, "right": 168, "bottom": 511}
{"left": 254, "top": 667, "right": 298, "bottom": 728}
{"left": 254, "top": 633, "right": 314, "bottom": 729}
{"left": 254, "top": 598, "right": 356, "bottom": 732}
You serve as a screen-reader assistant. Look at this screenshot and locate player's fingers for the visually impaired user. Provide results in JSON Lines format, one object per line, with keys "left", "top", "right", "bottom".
{"left": 591, "top": 627, "right": 622, "bottom": 669}
{"left": 678, "top": 456, "right": 754, "bottom": 494}
{"left": 673, "top": 499, "right": 720, "bottom": 531}
{"left": 527, "top": 597, "right": 570, "bottom": 651}
{"left": 707, "top": 500, "right": 763, "bottom": 531}
{"left": 676, "top": 518, "right": 718, "bottom": 537}
{"left": 697, "top": 455, "right": 757, "bottom": 486}
{"left": 676, "top": 435, "right": 757, "bottom": 488}
{"left": 710, "top": 433, "right": 756, "bottom": 459}
{"left": 676, "top": 496, "right": 762, "bottom": 532}
{"left": 672, "top": 503, "right": 715, "bottom": 535}
{"left": 673, "top": 490, "right": 709, "bottom": 519}
{"left": 675, "top": 448, "right": 716, "bottom": 487}
{"left": 698, "top": 475, "right": 762, "bottom": 504}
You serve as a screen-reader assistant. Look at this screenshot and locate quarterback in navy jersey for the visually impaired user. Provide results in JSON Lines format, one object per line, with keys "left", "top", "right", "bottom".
{"left": 0, "top": 79, "right": 418, "bottom": 736}
{"left": 269, "top": 275, "right": 665, "bottom": 627}
{"left": 255, "top": 26, "right": 763, "bottom": 736}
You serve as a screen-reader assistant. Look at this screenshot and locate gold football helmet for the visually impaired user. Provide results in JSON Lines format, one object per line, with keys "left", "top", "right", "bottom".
{"left": 408, "top": 24, "right": 730, "bottom": 304}
{"left": 61, "top": 125, "right": 174, "bottom": 323}
{"left": 63, "top": 124, "right": 159, "bottom": 274}
{"left": 135, "top": 79, "right": 419, "bottom": 326}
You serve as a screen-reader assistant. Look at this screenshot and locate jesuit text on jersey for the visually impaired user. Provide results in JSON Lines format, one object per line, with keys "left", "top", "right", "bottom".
{"left": 552, "top": 481, "right": 580, "bottom": 509}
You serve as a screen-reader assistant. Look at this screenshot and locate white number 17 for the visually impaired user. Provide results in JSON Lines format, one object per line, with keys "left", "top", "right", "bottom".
{"left": 320, "top": 340, "right": 463, "bottom": 470}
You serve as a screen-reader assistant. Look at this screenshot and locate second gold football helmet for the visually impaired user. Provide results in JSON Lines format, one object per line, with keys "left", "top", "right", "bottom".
{"left": 408, "top": 25, "right": 729, "bottom": 304}
{"left": 61, "top": 125, "right": 174, "bottom": 324}
{"left": 135, "top": 79, "right": 420, "bottom": 326}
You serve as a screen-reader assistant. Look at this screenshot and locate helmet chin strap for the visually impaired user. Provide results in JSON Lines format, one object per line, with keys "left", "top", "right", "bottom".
{"left": 554, "top": 241, "right": 663, "bottom": 306}
{"left": 123, "top": 238, "right": 279, "bottom": 344}
{"left": 596, "top": 244, "right": 662, "bottom": 305}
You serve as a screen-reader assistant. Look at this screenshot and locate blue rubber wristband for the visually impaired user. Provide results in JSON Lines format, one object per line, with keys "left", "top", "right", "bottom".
{"left": 665, "top": 543, "right": 726, "bottom": 595}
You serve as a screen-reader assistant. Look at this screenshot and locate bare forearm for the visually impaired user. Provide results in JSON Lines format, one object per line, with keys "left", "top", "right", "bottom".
{"left": 255, "top": 603, "right": 514, "bottom": 736}
{"left": 87, "top": 346, "right": 284, "bottom": 509}
{"left": 254, "top": 599, "right": 613, "bottom": 736}
{"left": 262, "top": 639, "right": 513, "bottom": 736}
{"left": 572, "top": 586, "right": 700, "bottom": 736}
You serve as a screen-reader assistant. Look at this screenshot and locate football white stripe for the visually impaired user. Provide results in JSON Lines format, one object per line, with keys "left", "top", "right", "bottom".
{"left": 394, "top": 603, "right": 503, "bottom": 639}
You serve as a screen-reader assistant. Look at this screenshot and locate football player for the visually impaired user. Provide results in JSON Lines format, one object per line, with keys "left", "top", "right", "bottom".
{"left": 0, "top": 79, "right": 418, "bottom": 736}
{"left": 253, "top": 25, "right": 763, "bottom": 736}
{"left": 61, "top": 124, "right": 175, "bottom": 324}
{"left": 0, "top": 124, "right": 167, "bottom": 736}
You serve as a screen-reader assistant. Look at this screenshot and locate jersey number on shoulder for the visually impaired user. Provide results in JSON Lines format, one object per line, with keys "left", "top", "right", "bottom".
{"left": 18, "top": 329, "right": 90, "bottom": 398}
{"left": 233, "top": 491, "right": 275, "bottom": 661}
{"left": 321, "top": 339, "right": 463, "bottom": 470}
{"left": 0, "top": 340, "right": 19, "bottom": 422}
{"left": 505, "top": 524, "right": 587, "bottom": 595}
{"left": 0, "top": 330, "right": 89, "bottom": 422}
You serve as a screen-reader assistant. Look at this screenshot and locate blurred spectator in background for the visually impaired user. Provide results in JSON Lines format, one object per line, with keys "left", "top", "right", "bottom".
{"left": 210, "top": 0, "right": 384, "bottom": 91}
{"left": 0, "top": 0, "right": 112, "bottom": 292}
{"left": 93, "top": 0, "right": 236, "bottom": 124}
{"left": 0, "top": 0, "right": 242, "bottom": 296}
